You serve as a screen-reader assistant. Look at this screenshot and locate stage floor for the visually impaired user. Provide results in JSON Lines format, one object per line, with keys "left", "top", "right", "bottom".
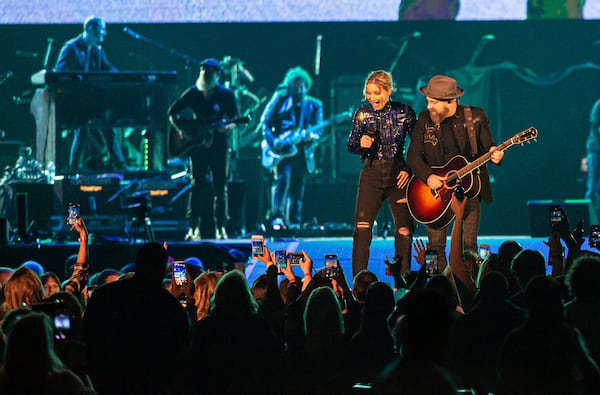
{"left": 0, "top": 234, "right": 567, "bottom": 289}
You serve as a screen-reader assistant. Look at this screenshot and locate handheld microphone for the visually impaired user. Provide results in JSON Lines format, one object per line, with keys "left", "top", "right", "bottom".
{"left": 361, "top": 126, "right": 378, "bottom": 160}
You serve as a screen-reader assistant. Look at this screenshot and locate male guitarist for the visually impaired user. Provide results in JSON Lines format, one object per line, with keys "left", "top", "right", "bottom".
{"left": 259, "top": 66, "right": 323, "bottom": 229}
{"left": 168, "top": 58, "right": 239, "bottom": 240}
{"left": 407, "top": 75, "right": 504, "bottom": 272}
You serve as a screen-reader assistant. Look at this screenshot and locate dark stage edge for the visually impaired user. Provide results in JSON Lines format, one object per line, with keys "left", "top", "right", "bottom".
{"left": 0, "top": 235, "right": 576, "bottom": 288}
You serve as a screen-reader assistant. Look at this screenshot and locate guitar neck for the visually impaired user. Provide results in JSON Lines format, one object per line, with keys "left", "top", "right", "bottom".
{"left": 448, "top": 139, "right": 514, "bottom": 183}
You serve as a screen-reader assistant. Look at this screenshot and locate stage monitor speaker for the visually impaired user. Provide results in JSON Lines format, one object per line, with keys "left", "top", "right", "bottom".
{"left": 527, "top": 199, "right": 598, "bottom": 237}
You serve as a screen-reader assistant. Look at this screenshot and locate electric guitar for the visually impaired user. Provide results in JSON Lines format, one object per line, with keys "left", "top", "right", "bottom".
{"left": 261, "top": 110, "right": 352, "bottom": 171}
{"left": 406, "top": 127, "right": 538, "bottom": 228}
{"left": 169, "top": 115, "right": 250, "bottom": 157}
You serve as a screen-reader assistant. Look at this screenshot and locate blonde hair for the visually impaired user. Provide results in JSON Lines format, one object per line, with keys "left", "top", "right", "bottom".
{"left": 363, "top": 70, "right": 395, "bottom": 98}
{"left": 2, "top": 267, "right": 45, "bottom": 312}
{"left": 193, "top": 271, "right": 220, "bottom": 321}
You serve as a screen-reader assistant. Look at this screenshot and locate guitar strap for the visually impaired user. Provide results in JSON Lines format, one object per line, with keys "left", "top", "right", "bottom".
{"left": 463, "top": 106, "right": 478, "bottom": 158}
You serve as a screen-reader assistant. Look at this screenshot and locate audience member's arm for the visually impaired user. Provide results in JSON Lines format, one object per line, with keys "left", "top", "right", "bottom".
{"left": 449, "top": 194, "right": 478, "bottom": 296}
{"left": 299, "top": 250, "right": 313, "bottom": 292}
{"left": 544, "top": 232, "right": 565, "bottom": 277}
{"left": 407, "top": 238, "right": 428, "bottom": 291}
{"left": 64, "top": 217, "right": 89, "bottom": 295}
{"left": 260, "top": 246, "right": 286, "bottom": 311}
{"left": 386, "top": 256, "right": 407, "bottom": 291}
{"left": 553, "top": 208, "right": 583, "bottom": 275}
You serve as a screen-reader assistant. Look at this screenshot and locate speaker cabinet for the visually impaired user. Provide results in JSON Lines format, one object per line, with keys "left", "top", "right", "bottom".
{"left": 528, "top": 199, "right": 598, "bottom": 237}
{"left": 330, "top": 75, "right": 364, "bottom": 179}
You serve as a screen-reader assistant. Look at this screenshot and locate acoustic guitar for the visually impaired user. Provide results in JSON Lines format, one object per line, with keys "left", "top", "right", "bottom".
{"left": 406, "top": 127, "right": 538, "bottom": 228}
{"left": 169, "top": 115, "right": 250, "bottom": 157}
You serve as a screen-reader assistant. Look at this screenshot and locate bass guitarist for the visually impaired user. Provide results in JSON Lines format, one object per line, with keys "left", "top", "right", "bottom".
{"left": 407, "top": 75, "right": 504, "bottom": 272}
{"left": 259, "top": 66, "right": 323, "bottom": 230}
{"left": 168, "top": 58, "right": 239, "bottom": 240}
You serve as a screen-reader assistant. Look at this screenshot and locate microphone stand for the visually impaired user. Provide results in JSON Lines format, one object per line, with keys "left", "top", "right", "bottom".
{"left": 388, "top": 40, "right": 409, "bottom": 76}
{"left": 123, "top": 28, "right": 201, "bottom": 85}
{"left": 465, "top": 37, "right": 492, "bottom": 68}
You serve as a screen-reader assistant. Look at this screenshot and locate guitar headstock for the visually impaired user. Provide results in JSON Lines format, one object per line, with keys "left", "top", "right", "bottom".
{"left": 512, "top": 127, "right": 538, "bottom": 145}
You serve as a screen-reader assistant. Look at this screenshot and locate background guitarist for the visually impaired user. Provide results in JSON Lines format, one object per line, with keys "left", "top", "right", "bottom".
{"left": 259, "top": 66, "right": 323, "bottom": 230}
{"left": 407, "top": 74, "right": 504, "bottom": 272}
{"left": 168, "top": 58, "right": 239, "bottom": 240}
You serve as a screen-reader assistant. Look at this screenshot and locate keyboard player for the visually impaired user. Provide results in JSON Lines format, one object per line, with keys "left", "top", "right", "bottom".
{"left": 54, "top": 15, "right": 128, "bottom": 172}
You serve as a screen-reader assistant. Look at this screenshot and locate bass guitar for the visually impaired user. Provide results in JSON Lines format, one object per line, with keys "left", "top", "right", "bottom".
{"left": 406, "top": 127, "right": 538, "bottom": 228}
{"left": 261, "top": 110, "right": 352, "bottom": 171}
{"left": 169, "top": 115, "right": 250, "bottom": 157}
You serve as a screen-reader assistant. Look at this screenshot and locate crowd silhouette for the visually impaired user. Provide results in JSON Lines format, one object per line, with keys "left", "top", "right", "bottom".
{"left": 1, "top": 194, "right": 600, "bottom": 394}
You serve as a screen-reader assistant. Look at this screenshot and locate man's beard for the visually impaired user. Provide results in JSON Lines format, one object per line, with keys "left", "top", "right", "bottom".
{"left": 429, "top": 108, "right": 449, "bottom": 124}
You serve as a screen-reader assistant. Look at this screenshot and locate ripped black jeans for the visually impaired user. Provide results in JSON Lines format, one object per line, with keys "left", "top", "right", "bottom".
{"left": 351, "top": 159, "right": 413, "bottom": 277}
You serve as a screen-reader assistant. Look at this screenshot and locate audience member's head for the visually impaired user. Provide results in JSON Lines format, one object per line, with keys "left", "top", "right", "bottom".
{"left": 279, "top": 276, "right": 301, "bottom": 304}
{"left": 0, "top": 267, "right": 15, "bottom": 305}
{"left": 397, "top": 288, "right": 456, "bottom": 361}
{"left": 566, "top": 254, "right": 600, "bottom": 303}
{"left": 498, "top": 240, "right": 523, "bottom": 271}
{"left": 0, "top": 267, "right": 15, "bottom": 286}
{"left": 96, "top": 268, "right": 122, "bottom": 285}
{"left": 134, "top": 242, "right": 169, "bottom": 286}
{"left": 425, "top": 274, "right": 458, "bottom": 309}
{"left": 211, "top": 270, "right": 258, "bottom": 319}
{"left": 524, "top": 276, "right": 566, "bottom": 325}
{"left": 476, "top": 271, "right": 509, "bottom": 302}
{"left": 476, "top": 253, "right": 499, "bottom": 288}
{"left": 40, "top": 291, "right": 84, "bottom": 340}
{"left": 40, "top": 272, "right": 61, "bottom": 296}
{"left": 251, "top": 274, "right": 268, "bottom": 301}
{"left": 183, "top": 262, "right": 203, "bottom": 283}
{"left": 2, "top": 312, "right": 65, "bottom": 380}
{"left": 63, "top": 254, "right": 78, "bottom": 279}
{"left": 184, "top": 256, "right": 204, "bottom": 271}
{"left": 304, "top": 286, "right": 344, "bottom": 344}
{"left": 193, "top": 271, "right": 220, "bottom": 321}
{"left": 352, "top": 270, "right": 379, "bottom": 304}
{"left": 1, "top": 308, "right": 32, "bottom": 339}
{"left": 360, "top": 281, "right": 395, "bottom": 332}
{"left": 2, "top": 267, "right": 45, "bottom": 312}
{"left": 511, "top": 249, "right": 546, "bottom": 291}
{"left": 20, "top": 260, "right": 44, "bottom": 277}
